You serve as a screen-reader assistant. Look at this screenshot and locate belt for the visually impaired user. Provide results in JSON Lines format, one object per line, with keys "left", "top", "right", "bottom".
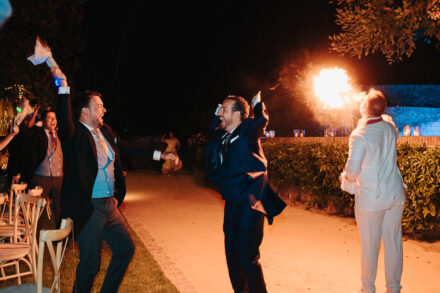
{"left": 91, "top": 196, "right": 113, "bottom": 202}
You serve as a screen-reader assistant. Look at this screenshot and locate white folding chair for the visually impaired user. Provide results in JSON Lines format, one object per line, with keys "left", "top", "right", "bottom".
{"left": 0, "top": 218, "right": 73, "bottom": 293}
{"left": 0, "top": 188, "right": 46, "bottom": 242}
{"left": 0, "top": 183, "right": 27, "bottom": 225}
{"left": 27, "top": 187, "right": 50, "bottom": 220}
{"left": 0, "top": 195, "right": 46, "bottom": 285}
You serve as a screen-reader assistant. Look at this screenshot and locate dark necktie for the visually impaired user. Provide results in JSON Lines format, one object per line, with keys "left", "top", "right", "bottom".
{"left": 221, "top": 132, "right": 232, "bottom": 157}
{"left": 49, "top": 131, "right": 56, "bottom": 151}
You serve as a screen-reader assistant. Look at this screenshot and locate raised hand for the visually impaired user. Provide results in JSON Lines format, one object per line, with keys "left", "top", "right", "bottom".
{"left": 252, "top": 91, "right": 261, "bottom": 108}
{"left": 51, "top": 66, "right": 68, "bottom": 87}
{"left": 10, "top": 123, "right": 19, "bottom": 136}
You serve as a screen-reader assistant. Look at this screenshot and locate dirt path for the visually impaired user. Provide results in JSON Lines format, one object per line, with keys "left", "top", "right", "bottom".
{"left": 121, "top": 171, "right": 440, "bottom": 293}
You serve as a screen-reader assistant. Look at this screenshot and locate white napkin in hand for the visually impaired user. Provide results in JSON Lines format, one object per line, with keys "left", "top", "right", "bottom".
{"left": 27, "top": 36, "right": 58, "bottom": 68}
{"left": 340, "top": 171, "right": 356, "bottom": 195}
{"left": 252, "top": 91, "right": 261, "bottom": 108}
{"left": 27, "top": 36, "right": 51, "bottom": 65}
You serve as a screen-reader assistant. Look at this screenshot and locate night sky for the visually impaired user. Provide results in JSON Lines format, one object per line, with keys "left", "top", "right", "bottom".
{"left": 12, "top": 0, "right": 440, "bottom": 138}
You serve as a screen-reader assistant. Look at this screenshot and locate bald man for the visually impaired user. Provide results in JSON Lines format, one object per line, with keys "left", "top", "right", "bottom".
{"left": 341, "top": 89, "right": 406, "bottom": 293}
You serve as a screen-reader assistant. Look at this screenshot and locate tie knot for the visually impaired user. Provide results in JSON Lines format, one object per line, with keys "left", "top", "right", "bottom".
{"left": 223, "top": 132, "right": 232, "bottom": 142}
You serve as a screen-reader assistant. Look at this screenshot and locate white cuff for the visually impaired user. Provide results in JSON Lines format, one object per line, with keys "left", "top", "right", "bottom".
{"left": 153, "top": 150, "right": 161, "bottom": 161}
{"left": 58, "top": 87, "right": 70, "bottom": 94}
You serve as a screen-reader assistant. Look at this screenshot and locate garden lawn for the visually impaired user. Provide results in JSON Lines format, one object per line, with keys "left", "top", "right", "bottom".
{"left": 0, "top": 218, "right": 179, "bottom": 293}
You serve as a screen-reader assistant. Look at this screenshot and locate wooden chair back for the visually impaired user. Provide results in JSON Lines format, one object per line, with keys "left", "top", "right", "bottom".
{"left": 7, "top": 183, "right": 27, "bottom": 224}
{"left": 15, "top": 194, "right": 46, "bottom": 280}
{"left": 28, "top": 187, "right": 43, "bottom": 197}
{"left": 37, "top": 218, "right": 73, "bottom": 293}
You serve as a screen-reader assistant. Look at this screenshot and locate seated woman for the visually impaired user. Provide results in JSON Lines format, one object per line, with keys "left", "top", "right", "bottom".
{"left": 161, "top": 132, "right": 183, "bottom": 175}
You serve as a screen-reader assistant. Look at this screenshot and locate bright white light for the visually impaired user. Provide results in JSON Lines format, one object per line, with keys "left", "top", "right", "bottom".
{"left": 314, "top": 67, "right": 352, "bottom": 108}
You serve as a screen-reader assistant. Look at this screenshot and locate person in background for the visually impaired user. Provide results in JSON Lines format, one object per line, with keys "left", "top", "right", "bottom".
{"left": 340, "top": 89, "right": 406, "bottom": 293}
{"left": 161, "top": 131, "right": 182, "bottom": 175}
{"left": 31, "top": 110, "right": 63, "bottom": 227}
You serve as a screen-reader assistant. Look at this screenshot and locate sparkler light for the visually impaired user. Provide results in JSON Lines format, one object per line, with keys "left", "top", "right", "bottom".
{"left": 314, "top": 67, "right": 352, "bottom": 108}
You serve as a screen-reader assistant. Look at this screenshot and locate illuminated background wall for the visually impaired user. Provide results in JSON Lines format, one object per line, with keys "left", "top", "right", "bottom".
{"left": 374, "top": 85, "right": 440, "bottom": 136}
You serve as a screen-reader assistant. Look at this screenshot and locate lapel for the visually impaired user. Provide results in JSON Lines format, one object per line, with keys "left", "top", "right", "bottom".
{"left": 229, "top": 126, "right": 240, "bottom": 144}
{"left": 77, "top": 121, "right": 98, "bottom": 164}
{"left": 221, "top": 124, "right": 242, "bottom": 163}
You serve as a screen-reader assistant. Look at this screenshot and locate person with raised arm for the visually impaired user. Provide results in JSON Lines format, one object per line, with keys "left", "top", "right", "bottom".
{"left": 205, "top": 92, "right": 286, "bottom": 293}
{"left": 50, "top": 63, "right": 175, "bottom": 292}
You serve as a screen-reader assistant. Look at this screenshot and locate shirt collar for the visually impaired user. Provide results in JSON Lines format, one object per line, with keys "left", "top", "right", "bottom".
{"left": 80, "top": 121, "right": 98, "bottom": 133}
{"left": 366, "top": 116, "right": 381, "bottom": 121}
{"left": 366, "top": 116, "right": 383, "bottom": 125}
{"left": 44, "top": 128, "right": 56, "bottom": 137}
{"left": 222, "top": 126, "right": 237, "bottom": 138}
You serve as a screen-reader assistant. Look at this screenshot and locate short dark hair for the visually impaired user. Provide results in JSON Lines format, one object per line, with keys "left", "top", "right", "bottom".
{"left": 73, "top": 90, "right": 102, "bottom": 118}
{"left": 41, "top": 110, "right": 56, "bottom": 121}
{"left": 224, "top": 95, "right": 249, "bottom": 121}
{"left": 365, "top": 89, "right": 387, "bottom": 116}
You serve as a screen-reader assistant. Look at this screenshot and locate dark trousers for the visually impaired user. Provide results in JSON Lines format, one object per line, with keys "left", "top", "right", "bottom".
{"left": 223, "top": 200, "right": 267, "bottom": 293}
{"left": 32, "top": 175, "right": 63, "bottom": 228}
{"left": 74, "top": 197, "right": 135, "bottom": 293}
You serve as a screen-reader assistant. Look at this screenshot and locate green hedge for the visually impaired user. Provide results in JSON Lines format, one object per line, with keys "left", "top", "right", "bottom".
{"left": 263, "top": 141, "right": 440, "bottom": 235}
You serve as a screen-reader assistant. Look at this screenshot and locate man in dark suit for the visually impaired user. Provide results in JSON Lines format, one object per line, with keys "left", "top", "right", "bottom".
{"left": 205, "top": 93, "right": 286, "bottom": 293}
{"left": 51, "top": 66, "right": 174, "bottom": 293}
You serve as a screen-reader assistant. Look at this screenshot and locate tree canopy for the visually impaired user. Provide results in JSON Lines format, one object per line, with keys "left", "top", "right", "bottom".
{"left": 330, "top": 0, "right": 440, "bottom": 63}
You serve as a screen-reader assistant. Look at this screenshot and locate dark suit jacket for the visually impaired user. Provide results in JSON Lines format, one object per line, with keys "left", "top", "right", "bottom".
{"left": 57, "top": 93, "right": 152, "bottom": 234}
{"left": 205, "top": 102, "right": 286, "bottom": 224}
{"left": 7, "top": 124, "right": 48, "bottom": 185}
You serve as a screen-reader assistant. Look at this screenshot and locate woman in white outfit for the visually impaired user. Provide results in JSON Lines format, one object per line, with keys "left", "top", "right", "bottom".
{"left": 341, "top": 89, "right": 406, "bottom": 293}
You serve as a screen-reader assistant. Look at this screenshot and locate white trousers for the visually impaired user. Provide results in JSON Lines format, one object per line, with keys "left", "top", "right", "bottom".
{"left": 355, "top": 204, "right": 404, "bottom": 293}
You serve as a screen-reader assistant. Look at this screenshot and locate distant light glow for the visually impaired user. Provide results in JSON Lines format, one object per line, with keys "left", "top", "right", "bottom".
{"left": 314, "top": 67, "right": 352, "bottom": 108}
{"left": 16, "top": 106, "right": 21, "bottom": 113}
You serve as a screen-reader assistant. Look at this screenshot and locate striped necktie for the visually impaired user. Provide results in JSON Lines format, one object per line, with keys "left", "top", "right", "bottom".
{"left": 92, "top": 129, "right": 108, "bottom": 155}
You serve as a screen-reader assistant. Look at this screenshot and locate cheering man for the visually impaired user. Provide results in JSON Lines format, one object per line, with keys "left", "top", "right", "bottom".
{"left": 205, "top": 92, "right": 286, "bottom": 293}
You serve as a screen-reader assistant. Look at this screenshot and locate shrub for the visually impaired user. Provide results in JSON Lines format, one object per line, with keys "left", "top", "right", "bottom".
{"left": 263, "top": 141, "right": 440, "bottom": 235}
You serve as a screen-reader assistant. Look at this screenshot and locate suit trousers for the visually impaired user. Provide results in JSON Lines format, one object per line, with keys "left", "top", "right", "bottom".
{"left": 355, "top": 204, "right": 404, "bottom": 293}
{"left": 223, "top": 200, "right": 267, "bottom": 293}
{"left": 74, "top": 197, "right": 134, "bottom": 293}
{"left": 32, "top": 175, "right": 63, "bottom": 228}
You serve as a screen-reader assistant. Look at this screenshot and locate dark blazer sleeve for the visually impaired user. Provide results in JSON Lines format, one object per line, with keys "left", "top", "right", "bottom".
{"left": 57, "top": 93, "right": 76, "bottom": 142}
{"left": 247, "top": 102, "right": 269, "bottom": 140}
{"left": 204, "top": 116, "right": 223, "bottom": 184}
{"left": 28, "top": 126, "right": 48, "bottom": 178}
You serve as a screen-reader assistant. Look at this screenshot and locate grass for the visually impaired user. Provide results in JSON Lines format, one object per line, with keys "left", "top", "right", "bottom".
{"left": 0, "top": 217, "right": 180, "bottom": 293}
